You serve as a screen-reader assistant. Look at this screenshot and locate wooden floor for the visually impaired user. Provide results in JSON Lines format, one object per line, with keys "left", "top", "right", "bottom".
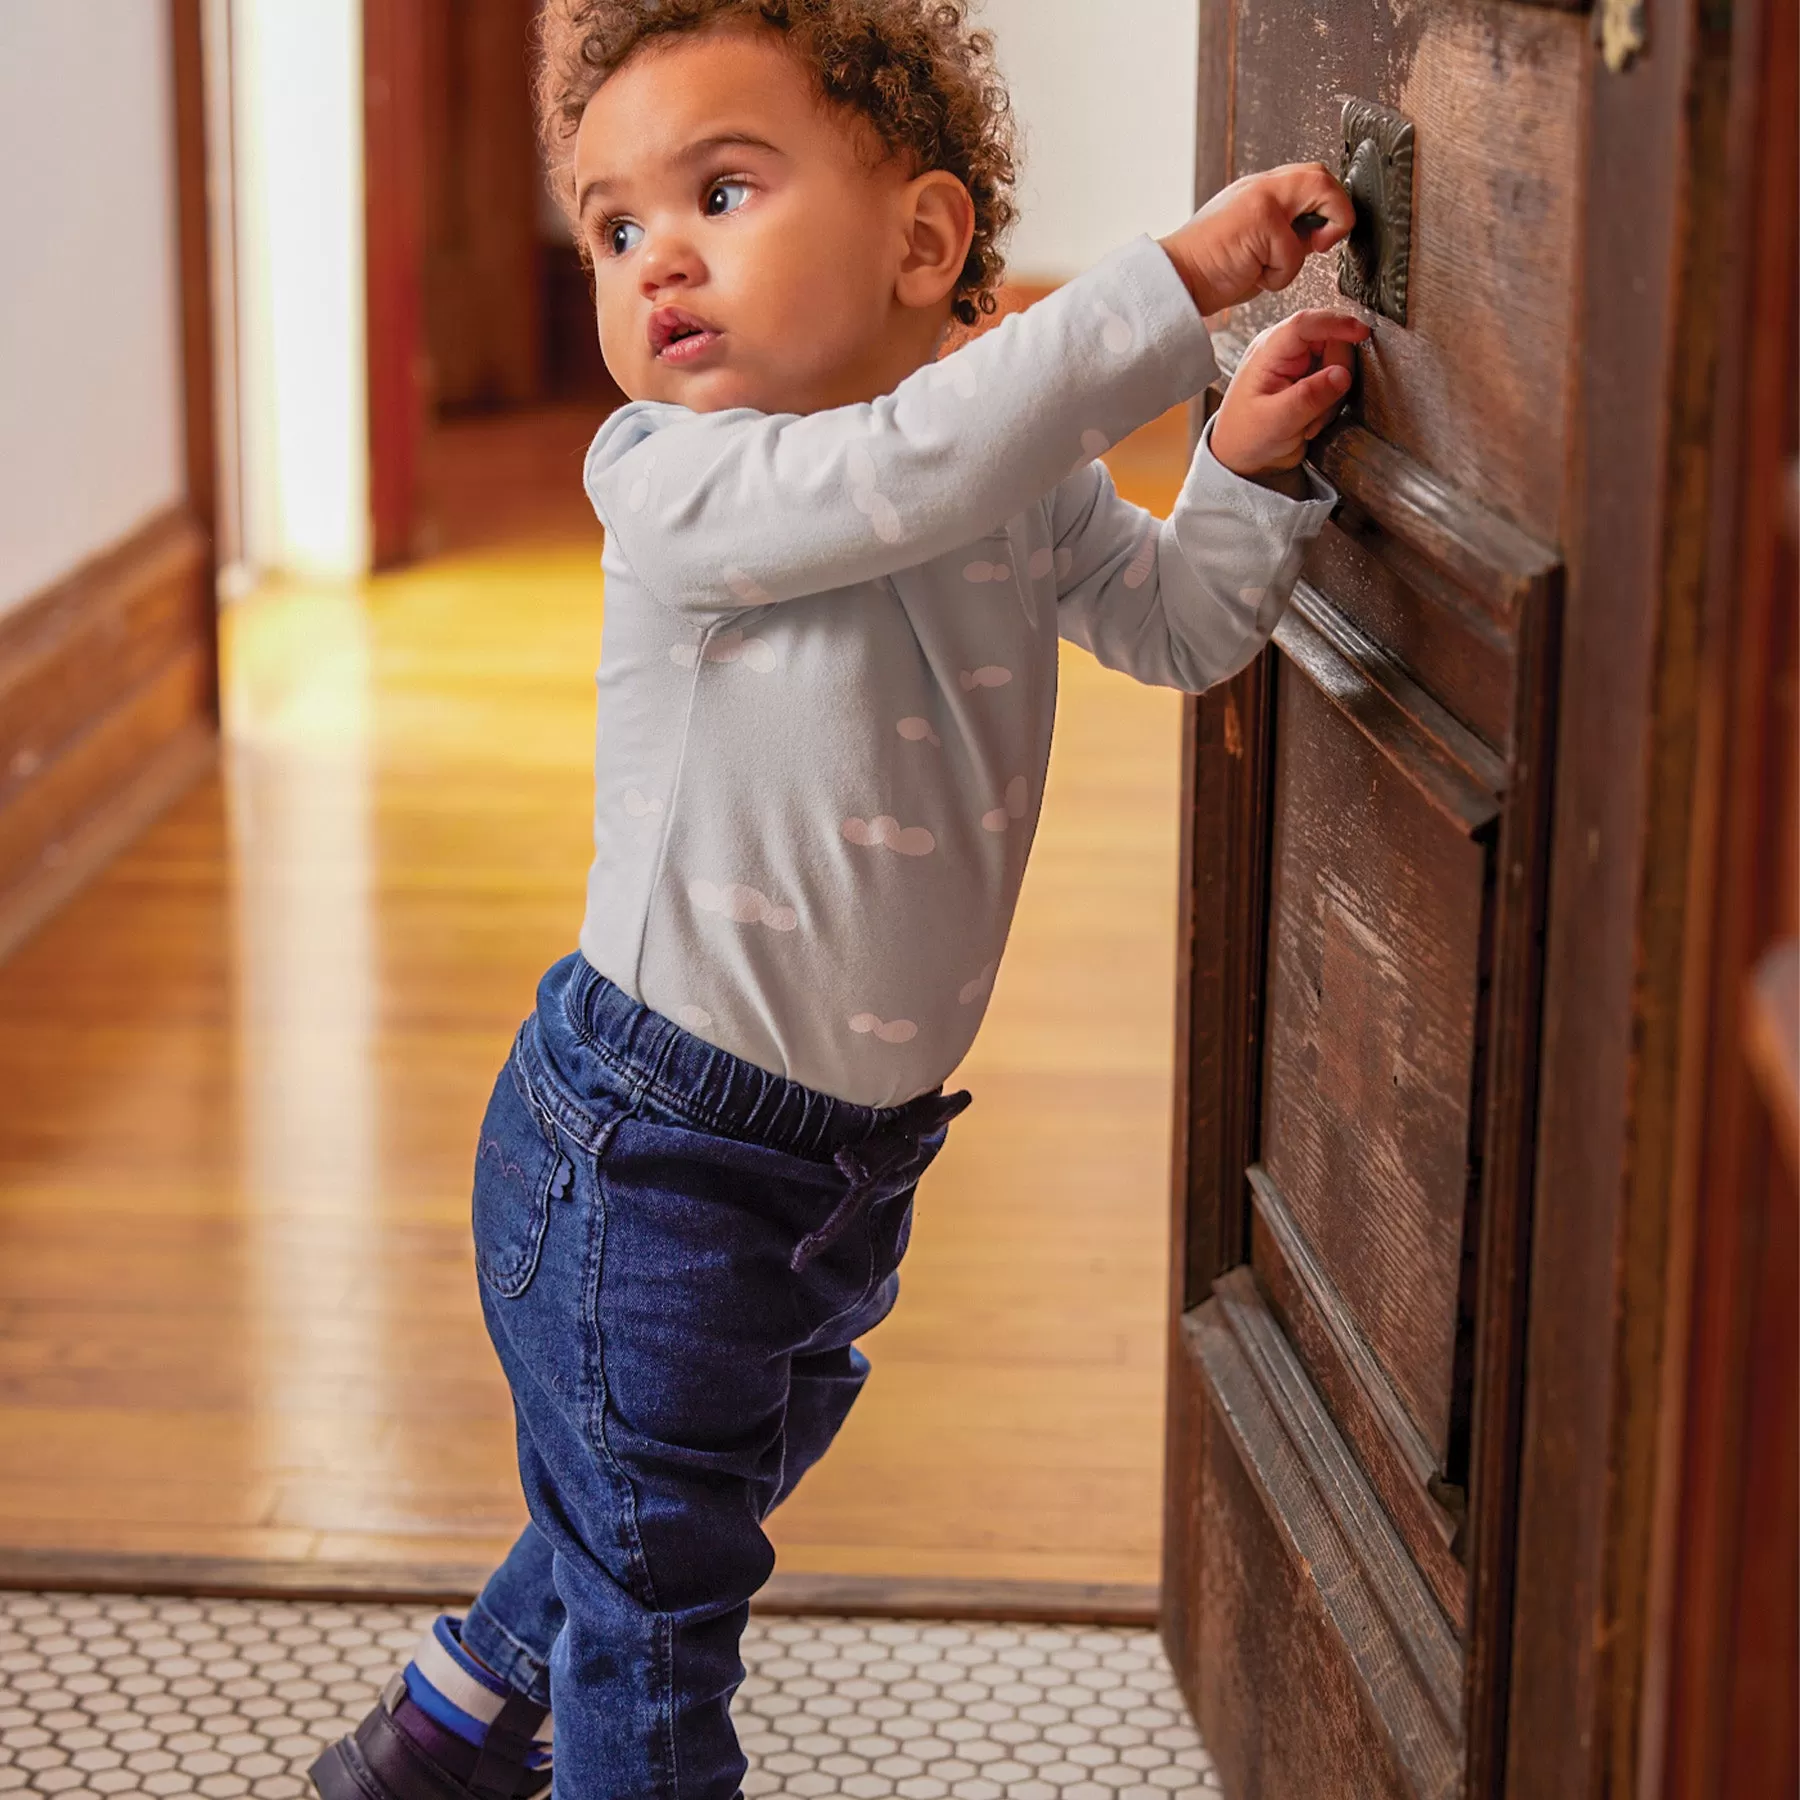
{"left": 0, "top": 405, "right": 1190, "bottom": 1594}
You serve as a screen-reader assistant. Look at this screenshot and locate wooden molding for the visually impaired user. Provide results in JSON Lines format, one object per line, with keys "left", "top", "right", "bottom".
{"left": 1276, "top": 590, "right": 1502, "bottom": 834}
{"left": 0, "top": 506, "right": 216, "bottom": 962}
{"left": 1505, "top": 0, "right": 1743, "bottom": 1785}
{"left": 0, "top": 1548, "right": 1157, "bottom": 1628}
{"left": 1189, "top": 1272, "right": 1462, "bottom": 1798}
{"left": 169, "top": 0, "right": 220, "bottom": 717}
{"left": 364, "top": 0, "right": 429, "bottom": 569}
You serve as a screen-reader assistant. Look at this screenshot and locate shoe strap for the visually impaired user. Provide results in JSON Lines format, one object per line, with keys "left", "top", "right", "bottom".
{"left": 471, "top": 1691, "right": 553, "bottom": 1800}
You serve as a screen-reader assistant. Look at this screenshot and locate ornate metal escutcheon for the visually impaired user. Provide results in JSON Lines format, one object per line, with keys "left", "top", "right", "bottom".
{"left": 1338, "top": 98, "right": 1416, "bottom": 326}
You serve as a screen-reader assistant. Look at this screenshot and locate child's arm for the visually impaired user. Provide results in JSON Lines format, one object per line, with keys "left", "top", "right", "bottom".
{"left": 1053, "top": 309, "right": 1362, "bottom": 693}
{"left": 584, "top": 165, "right": 1353, "bottom": 618}
{"left": 585, "top": 236, "right": 1217, "bottom": 616}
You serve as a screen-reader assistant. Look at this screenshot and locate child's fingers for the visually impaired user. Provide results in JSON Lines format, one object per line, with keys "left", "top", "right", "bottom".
{"left": 1240, "top": 311, "right": 1366, "bottom": 394}
{"left": 1265, "top": 363, "right": 1353, "bottom": 438}
{"left": 1257, "top": 238, "right": 1308, "bottom": 294}
{"left": 1266, "top": 165, "right": 1356, "bottom": 250}
{"left": 1271, "top": 308, "right": 1372, "bottom": 354}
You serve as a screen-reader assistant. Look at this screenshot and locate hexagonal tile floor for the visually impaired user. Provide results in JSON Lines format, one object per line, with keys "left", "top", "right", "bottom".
{"left": 0, "top": 1592, "right": 1223, "bottom": 1798}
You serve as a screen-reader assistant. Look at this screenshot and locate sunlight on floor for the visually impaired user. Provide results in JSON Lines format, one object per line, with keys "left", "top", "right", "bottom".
{"left": 0, "top": 407, "right": 1191, "bottom": 1590}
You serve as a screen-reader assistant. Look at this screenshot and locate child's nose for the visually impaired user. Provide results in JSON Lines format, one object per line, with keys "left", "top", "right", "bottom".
{"left": 638, "top": 231, "right": 703, "bottom": 297}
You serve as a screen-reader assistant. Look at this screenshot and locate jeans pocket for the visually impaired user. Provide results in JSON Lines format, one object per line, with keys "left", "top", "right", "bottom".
{"left": 472, "top": 1052, "right": 563, "bottom": 1299}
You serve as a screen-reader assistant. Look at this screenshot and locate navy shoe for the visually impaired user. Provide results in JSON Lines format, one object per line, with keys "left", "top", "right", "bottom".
{"left": 310, "top": 1675, "right": 551, "bottom": 1800}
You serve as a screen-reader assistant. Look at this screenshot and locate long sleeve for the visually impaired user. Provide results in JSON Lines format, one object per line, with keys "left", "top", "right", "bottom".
{"left": 1052, "top": 414, "right": 1336, "bottom": 693}
{"left": 584, "top": 236, "right": 1219, "bottom": 618}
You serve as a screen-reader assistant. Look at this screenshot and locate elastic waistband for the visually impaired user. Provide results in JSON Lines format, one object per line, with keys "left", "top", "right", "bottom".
{"left": 532, "top": 953, "right": 968, "bottom": 1164}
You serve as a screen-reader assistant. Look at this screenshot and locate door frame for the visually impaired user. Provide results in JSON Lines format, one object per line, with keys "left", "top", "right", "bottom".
{"left": 363, "top": 0, "right": 429, "bottom": 570}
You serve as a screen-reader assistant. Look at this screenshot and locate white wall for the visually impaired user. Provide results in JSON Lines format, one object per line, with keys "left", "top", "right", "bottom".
{"left": 232, "top": 0, "right": 368, "bottom": 581}
{"left": 980, "top": 0, "right": 1200, "bottom": 284}
{"left": 0, "top": 0, "right": 186, "bottom": 615}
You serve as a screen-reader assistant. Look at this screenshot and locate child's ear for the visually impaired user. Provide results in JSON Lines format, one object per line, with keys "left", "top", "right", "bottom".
{"left": 895, "top": 172, "right": 976, "bottom": 312}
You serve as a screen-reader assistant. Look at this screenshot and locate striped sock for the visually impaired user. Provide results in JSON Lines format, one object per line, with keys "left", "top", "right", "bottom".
{"left": 398, "top": 1616, "right": 552, "bottom": 1771}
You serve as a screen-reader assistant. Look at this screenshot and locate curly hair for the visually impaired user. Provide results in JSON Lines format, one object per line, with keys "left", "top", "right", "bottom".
{"left": 536, "top": 0, "right": 1018, "bottom": 326}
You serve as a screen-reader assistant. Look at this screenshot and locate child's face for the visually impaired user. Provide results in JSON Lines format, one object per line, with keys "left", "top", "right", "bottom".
{"left": 573, "top": 28, "right": 967, "bottom": 415}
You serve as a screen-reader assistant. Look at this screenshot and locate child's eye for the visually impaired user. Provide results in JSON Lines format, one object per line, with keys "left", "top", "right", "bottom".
{"left": 704, "top": 180, "right": 751, "bottom": 219}
{"left": 604, "top": 218, "right": 644, "bottom": 257}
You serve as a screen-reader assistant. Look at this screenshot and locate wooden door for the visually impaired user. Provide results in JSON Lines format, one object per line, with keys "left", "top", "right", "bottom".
{"left": 1162, "top": 1, "right": 1587, "bottom": 1794}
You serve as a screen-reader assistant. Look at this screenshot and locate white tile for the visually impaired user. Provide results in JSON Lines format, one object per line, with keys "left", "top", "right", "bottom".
{"left": 0, "top": 1595, "right": 1219, "bottom": 1799}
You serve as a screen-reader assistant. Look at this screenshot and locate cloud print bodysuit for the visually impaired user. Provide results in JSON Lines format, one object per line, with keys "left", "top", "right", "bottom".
{"left": 579, "top": 235, "right": 1336, "bottom": 1108}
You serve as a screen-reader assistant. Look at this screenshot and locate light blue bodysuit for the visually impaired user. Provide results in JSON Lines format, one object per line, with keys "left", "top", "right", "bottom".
{"left": 579, "top": 235, "right": 1335, "bottom": 1108}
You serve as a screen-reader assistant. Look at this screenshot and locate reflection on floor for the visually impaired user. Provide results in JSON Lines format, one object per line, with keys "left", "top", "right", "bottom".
{"left": 0, "top": 405, "right": 1192, "bottom": 1591}
{"left": 0, "top": 1592, "right": 1222, "bottom": 1799}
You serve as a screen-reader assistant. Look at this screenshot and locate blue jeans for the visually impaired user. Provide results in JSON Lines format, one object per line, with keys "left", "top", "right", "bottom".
{"left": 455, "top": 953, "right": 968, "bottom": 1799}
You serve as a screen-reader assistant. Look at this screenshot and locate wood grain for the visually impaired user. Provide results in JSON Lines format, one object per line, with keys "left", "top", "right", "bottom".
{"left": 170, "top": 0, "right": 218, "bottom": 668}
{"left": 420, "top": 0, "right": 543, "bottom": 412}
{"left": 0, "top": 1546, "right": 1155, "bottom": 1625}
{"left": 365, "top": 0, "right": 430, "bottom": 568}
{"left": 1275, "top": 591, "right": 1501, "bottom": 833}
{"left": 1639, "top": 0, "right": 1798, "bottom": 1784}
{"left": 0, "top": 511, "right": 210, "bottom": 794}
{"left": 1250, "top": 1192, "right": 1468, "bottom": 1634}
{"left": 1171, "top": 0, "right": 1600, "bottom": 1787}
{"left": 1746, "top": 945, "right": 1799, "bottom": 1171}
{"left": 1190, "top": 1271, "right": 1459, "bottom": 1800}
{"left": 1260, "top": 658, "right": 1485, "bottom": 1462}
{"left": 1506, "top": 0, "right": 1743, "bottom": 1784}
{"left": 0, "top": 405, "right": 1192, "bottom": 1595}
{"left": 0, "top": 508, "right": 215, "bottom": 958}
{"left": 1303, "top": 522, "right": 1516, "bottom": 756}
{"left": 1228, "top": 3, "right": 1583, "bottom": 542}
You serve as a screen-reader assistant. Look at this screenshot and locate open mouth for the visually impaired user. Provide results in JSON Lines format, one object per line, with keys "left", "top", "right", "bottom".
{"left": 649, "top": 307, "right": 723, "bottom": 364}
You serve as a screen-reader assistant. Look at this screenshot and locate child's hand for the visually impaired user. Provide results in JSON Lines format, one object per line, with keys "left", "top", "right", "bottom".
{"left": 1160, "top": 166, "right": 1355, "bottom": 316}
{"left": 1210, "top": 309, "right": 1371, "bottom": 478}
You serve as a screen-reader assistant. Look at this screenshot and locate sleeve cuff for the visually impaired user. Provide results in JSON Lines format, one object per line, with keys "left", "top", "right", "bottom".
{"left": 1193, "top": 411, "right": 1338, "bottom": 531}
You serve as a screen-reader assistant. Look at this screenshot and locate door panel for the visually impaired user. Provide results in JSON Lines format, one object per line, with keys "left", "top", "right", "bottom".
{"left": 1260, "top": 643, "right": 1489, "bottom": 1464}
{"left": 1191, "top": 1273, "right": 1462, "bottom": 1800}
{"left": 1303, "top": 518, "right": 1515, "bottom": 757}
{"left": 1250, "top": 1191, "right": 1469, "bottom": 1630}
{"left": 1163, "top": 122, "right": 1566, "bottom": 1778}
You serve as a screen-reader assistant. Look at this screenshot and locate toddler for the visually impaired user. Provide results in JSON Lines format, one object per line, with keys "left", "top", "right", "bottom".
{"left": 313, "top": 2, "right": 1363, "bottom": 1797}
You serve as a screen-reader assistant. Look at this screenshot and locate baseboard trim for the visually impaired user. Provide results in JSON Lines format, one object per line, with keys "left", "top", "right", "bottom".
{"left": 763, "top": 1571, "right": 1158, "bottom": 1625}
{"left": 0, "top": 505, "right": 215, "bottom": 961}
{"left": 0, "top": 720, "right": 216, "bottom": 964}
{"left": 0, "top": 1547, "right": 1158, "bottom": 1627}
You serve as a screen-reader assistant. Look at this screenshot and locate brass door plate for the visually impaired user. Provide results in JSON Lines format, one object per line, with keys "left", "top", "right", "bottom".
{"left": 1338, "top": 99, "right": 1415, "bottom": 325}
